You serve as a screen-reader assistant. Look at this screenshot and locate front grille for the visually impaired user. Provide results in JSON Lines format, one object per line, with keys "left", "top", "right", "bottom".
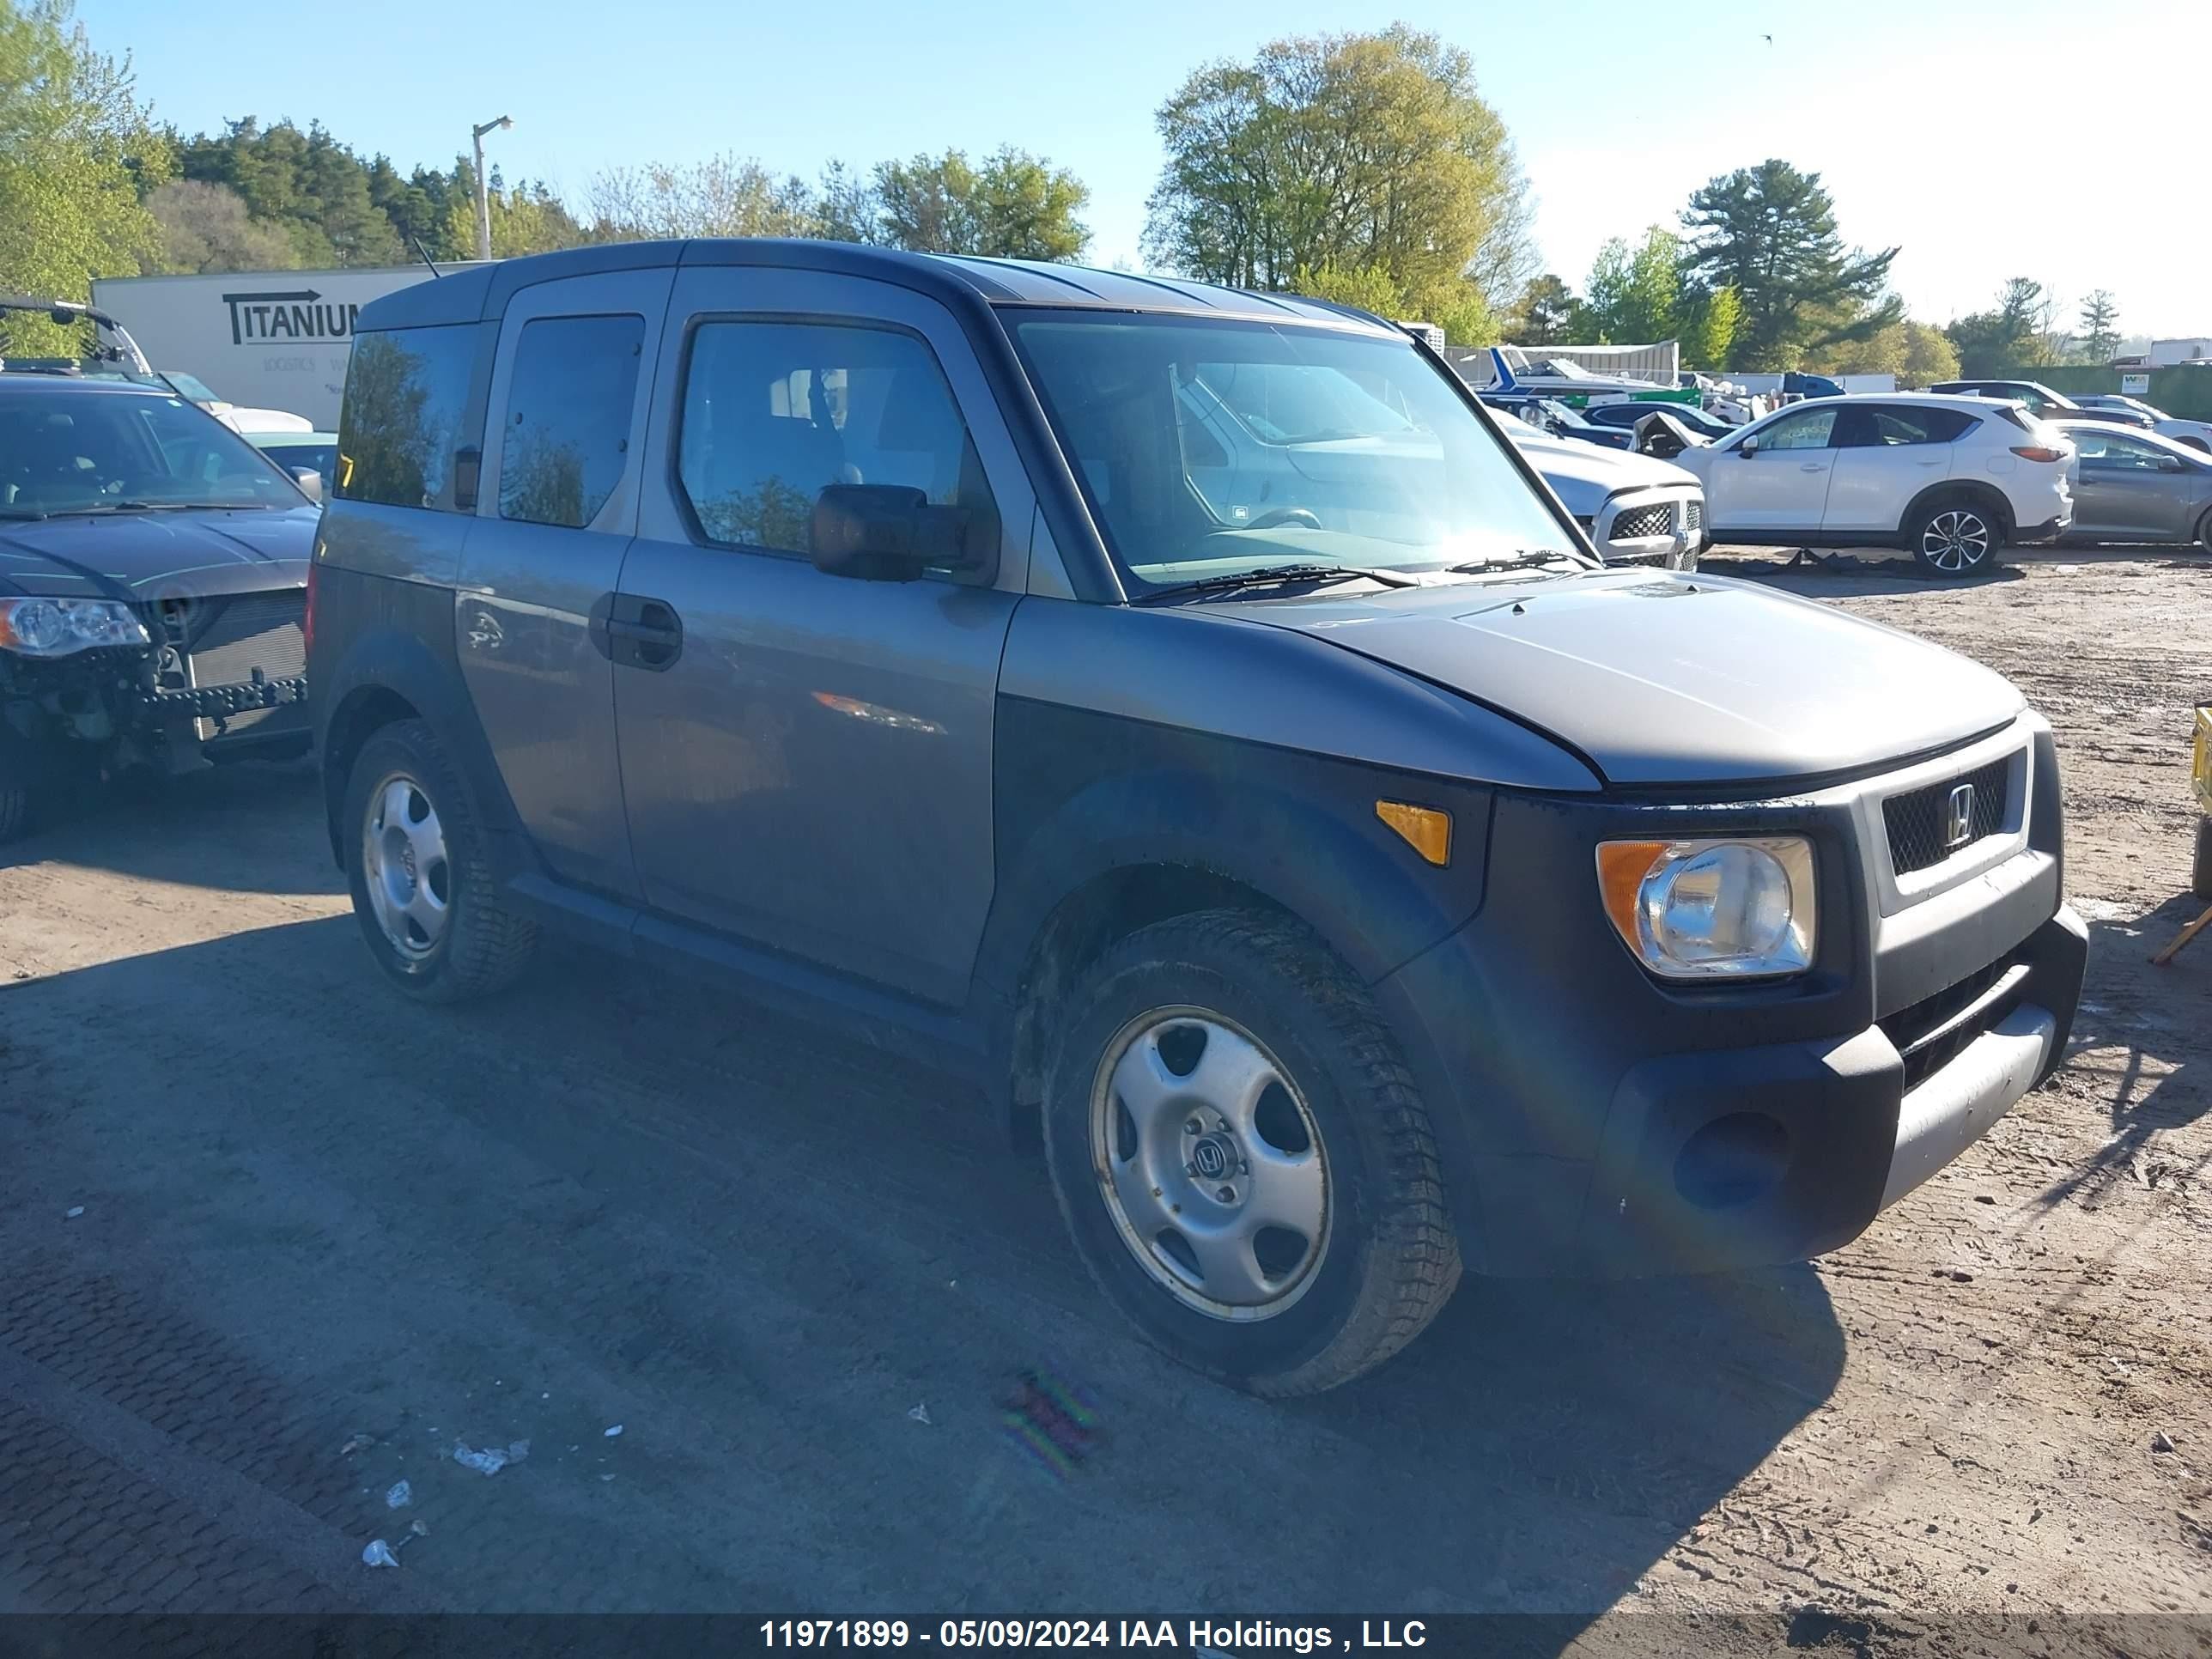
{"left": 1684, "top": 500, "right": 1704, "bottom": 533}
{"left": 1882, "top": 755, "right": 2013, "bottom": 875}
{"left": 1612, "top": 502, "right": 1674, "bottom": 539}
{"left": 173, "top": 592, "right": 307, "bottom": 740}
{"left": 1880, "top": 951, "right": 2028, "bottom": 1091}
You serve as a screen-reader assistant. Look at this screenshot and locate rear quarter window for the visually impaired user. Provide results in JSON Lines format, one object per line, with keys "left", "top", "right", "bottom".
{"left": 337, "top": 325, "right": 480, "bottom": 511}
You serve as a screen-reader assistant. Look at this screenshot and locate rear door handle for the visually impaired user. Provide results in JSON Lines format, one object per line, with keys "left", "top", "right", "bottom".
{"left": 590, "top": 592, "right": 684, "bottom": 671}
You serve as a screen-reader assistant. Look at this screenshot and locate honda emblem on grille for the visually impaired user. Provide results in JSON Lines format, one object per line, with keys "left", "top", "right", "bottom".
{"left": 1945, "top": 782, "right": 1976, "bottom": 850}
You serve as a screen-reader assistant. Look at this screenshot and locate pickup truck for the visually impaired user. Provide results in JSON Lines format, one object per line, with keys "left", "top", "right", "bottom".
{"left": 310, "top": 242, "right": 2087, "bottom": 1395}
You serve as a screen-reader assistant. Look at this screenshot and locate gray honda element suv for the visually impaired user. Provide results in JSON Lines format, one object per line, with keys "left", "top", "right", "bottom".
{"left": 310, "top": 241, "right": 2087, "bottom": 1395}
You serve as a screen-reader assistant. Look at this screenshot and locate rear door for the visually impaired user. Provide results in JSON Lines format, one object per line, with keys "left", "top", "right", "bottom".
{"left": 1822, "top": 404, "right": 1967, "bottom": 532}
{"left": 611, "top": 264, "right": 1036, "bottom": 1005}
{"left": 453, "top": 267, "right": 672, "bottom": 898}
{"left": 1705, "top": 404, "right": 1839, "bottom": 532}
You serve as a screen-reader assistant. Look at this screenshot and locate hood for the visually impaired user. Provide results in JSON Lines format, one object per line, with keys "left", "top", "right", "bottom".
{"left": 0, "top": 506, "right": 316, "bottom": 603}
{"left": 1231, "top": 568, "right": 2025, "bottom": 787}
{"left": 1508, "top": 432, "right": 1699, "bottom": 513}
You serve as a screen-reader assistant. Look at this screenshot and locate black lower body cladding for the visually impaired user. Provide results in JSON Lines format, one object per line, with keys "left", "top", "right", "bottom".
{"left": 1369, "top": 734, "right": 2084, "bottom": 1279}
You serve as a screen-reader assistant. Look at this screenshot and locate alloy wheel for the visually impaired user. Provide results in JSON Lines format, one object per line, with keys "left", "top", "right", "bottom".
{"left": 1921, "top": 508, "right": 1992, "bottom": 572}
{"left": 362, "top": 772, "right": 453, "bottom": 960}
{"left": 1089, "top": 1007, "right": 1331, "bottom": 1321}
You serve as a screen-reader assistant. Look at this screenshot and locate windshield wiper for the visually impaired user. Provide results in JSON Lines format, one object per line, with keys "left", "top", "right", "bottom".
{"left": 1446, "top": 550, "right": 1592, "bottom": 576}
{"left": 1135, "top": 563, "right": 1423, "bottom": 604}
{"left": 52, "top": 500, "right": 274, "bottom": 516}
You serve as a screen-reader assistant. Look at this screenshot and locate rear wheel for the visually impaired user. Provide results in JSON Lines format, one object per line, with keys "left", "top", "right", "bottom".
{"left": 2196, "top": 507, "right": 2212, "bottom": 556}
{"left": 1041, "top": 908, "right": 1460, "bottom": 1395}
{"left": 0, "top": 781, "right": 27, "bottom": 845}
{"left": 1908, "top": 496, "right": 2004, "bottom": 575}
{"left": 343, "top": 719, "right": 538, "bottom": 1001}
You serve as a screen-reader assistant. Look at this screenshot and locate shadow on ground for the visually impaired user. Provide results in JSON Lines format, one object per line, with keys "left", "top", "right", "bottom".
{"left": 0, "top": 909, "right": 1846, "bottom": 1632}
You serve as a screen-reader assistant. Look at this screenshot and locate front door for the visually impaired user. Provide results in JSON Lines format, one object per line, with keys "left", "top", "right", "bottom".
{"left": 1822, "top": 404, "right": 1964, "bottom": 533}
{"left": 454, "top": 267, "right": 672, "bottom": 898}
{"left": 612, "top": 266, "right": 1036, "bottom": 1006}
{"left": 1706, "top": 404, "right": 1840, "bottom": 532}
{"left": 2067, "top": 427, "right": 2195, "bottom": 540}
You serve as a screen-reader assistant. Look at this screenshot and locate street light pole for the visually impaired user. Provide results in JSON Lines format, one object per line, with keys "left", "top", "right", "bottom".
{"left": 471, "top": 115, "right": 513, "bottom": 262}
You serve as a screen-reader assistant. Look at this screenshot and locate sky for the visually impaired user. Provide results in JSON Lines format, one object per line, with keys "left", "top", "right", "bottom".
{"left": 83, "top": 0, "right": 2212, "bottom": 337}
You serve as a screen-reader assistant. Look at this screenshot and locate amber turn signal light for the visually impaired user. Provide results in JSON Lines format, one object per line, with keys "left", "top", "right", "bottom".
{"left": 1376, "top": 800, "right": 1451, "bottom": 866}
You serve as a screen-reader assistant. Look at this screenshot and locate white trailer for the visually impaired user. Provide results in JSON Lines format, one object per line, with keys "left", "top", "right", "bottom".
{"left": 89, "top": 263, "right": 480, "bottom": 430}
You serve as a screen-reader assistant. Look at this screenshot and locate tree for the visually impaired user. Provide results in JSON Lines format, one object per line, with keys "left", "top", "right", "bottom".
{"left": 146, "top": 179, "right": 299, "bottom": 272}
{"left": 1145, "top": 26, "right": 1533, "bottom": 308}
{"left": 0, "top": 0, "right": 167, "bottom": 351}
{"left": 1577, "top": 226, "right": 1679, "bottom": 344}
{"left": 1510, "top": 274, "right": 1577, "bottom": 343}
{"left": 1899, "top": 320, "right": 1960, "bottom": 386}
{"left": 173, "top": 118, "right": 401, "bottom": 267}
{"left": 870, "top": 147, "right": 1088, "bottom": 259}
{"left": 438, "top": 164, "right": 588, "bottom": 260}
{"left": 1679, "top": 159, "right": 1898, "bottom": 369}
{"left": 1291, "top": 260, "right": 1405, "bottom": 317}
{"left": 1810, "top": 315, "right": 1960, "bottom": 386}
{"left": 587, "top": 154, "right": 818, "bottom": 240}
{"left": 1677, "top": 284, "right": 1742, "bottom": 370}
{"left": 2077, "top": 289, "right": 2119, "bottom": 364}
{"left": 1945, "top": 276, "right": 2055, "bottom": 377}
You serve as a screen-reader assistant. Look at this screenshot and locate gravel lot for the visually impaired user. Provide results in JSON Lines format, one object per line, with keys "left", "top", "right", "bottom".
{"left": 2, "top": 550, "right": 2208, "bottom": 1650}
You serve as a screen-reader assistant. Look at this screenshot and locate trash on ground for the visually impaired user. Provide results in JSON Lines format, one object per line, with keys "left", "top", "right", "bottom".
{"left": 506, "top": 1438, "right": 531, "bottom": 1463}
{"left": 362, "top": 1538, "right": 400, "bottom": 1569}
{"left": 2153, "top": 1431, "right": 2178, "bottom": 1454}
{"left": 908, "top": 1402, "right": 933, "bottom": 1425}
{"left": 385, "top": 1480, "right": 412, "bottom": 1510}
{"left": 453, "top": 1440, "right": 512, "bottom": 1475}
{"left": 337, "top": 1432, "right": 375, "bottom": 1457}
{"left": 603, "top": 1424, "right": 623, "bottom": 1438}
{"left": 64, "top": 1206, "right": 84, "bottom": 1219}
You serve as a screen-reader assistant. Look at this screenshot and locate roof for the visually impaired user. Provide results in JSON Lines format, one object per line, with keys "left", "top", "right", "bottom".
{"left": 1782, "top": 392, "right": 2028, "bottom": 410}
{"left": 357, "top": 239, "right": 1395, "bottom": 337}
{"left": 0, "top": 370, "right": 170, "bottom": 398}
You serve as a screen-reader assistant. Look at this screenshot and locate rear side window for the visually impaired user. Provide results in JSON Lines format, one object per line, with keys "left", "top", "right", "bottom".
{"left": 337, "top": 325, "right": 477, "bottom": 510}
{"left": 1838, "top": 405, "right": 1976, "bottom": 447}
{"left": 498, "top": 314, "right": 644, "bottom": 529}
{"left": 676, "top": 319, "right": 1000, "bottom": 565}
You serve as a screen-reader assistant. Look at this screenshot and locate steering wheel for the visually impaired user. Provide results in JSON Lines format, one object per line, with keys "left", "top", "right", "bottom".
{"left": 1240, "top": 507, "right": 1322, "bottom": 532}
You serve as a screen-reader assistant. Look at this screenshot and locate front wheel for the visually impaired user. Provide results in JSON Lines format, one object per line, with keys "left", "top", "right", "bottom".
{"left": 1041, "top": 909, "right": 1460, "bottom": 1395}
{"left": 1908, "top": 497, "right": 2004, "bottom": 575}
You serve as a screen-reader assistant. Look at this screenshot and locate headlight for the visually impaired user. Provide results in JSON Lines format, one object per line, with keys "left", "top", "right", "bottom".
{"left": 0, "top": 597, "right": 150, "bottom": 658}
{"left": 1595, "top": 836, "right": 1817, "bottom": 980}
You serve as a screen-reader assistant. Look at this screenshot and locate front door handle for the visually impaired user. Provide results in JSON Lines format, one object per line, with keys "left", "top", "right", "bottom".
{"left": 1800, "top": 462, "right": 1827, "bottom": 472}
{"left": 591, "top": 592, "right": 684, "bottom": 671}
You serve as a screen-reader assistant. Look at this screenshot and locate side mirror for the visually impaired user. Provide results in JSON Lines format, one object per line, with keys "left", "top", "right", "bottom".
{"left": 289, "top": 465, "right": 324, "bottom": 503}
{"left": 1737, "top": 434, "right": 1760, "bottom": 457}
{"left": 809, "top": 483, "right": 975, "bottom": 582}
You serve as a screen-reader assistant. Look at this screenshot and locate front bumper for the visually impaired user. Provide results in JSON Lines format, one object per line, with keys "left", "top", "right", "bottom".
{"left": 1592, "top": 486, "right": 1703, "bottom": 568}
{"left": 1370, "top": 718, "right": 2086, "bottom": 1278}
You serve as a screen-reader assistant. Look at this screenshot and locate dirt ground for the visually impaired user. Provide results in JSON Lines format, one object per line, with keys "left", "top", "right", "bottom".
{"left": 1, "top": 549, "right": 2208, "bottom": 1654}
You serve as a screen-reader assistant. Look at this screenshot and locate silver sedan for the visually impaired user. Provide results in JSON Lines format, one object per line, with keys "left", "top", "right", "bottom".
{"left": 2051, "top": 420, "right": 2212, "bottom": 550}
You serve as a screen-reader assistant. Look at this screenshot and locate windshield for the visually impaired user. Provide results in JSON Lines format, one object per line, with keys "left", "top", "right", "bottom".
{"left": 1532, "top": 356, "right": 1601, "bottom": 381}
{"left": 1011, "top": 313, "right": 1577, "bottom": 592}
{"left": 162, "top": 371, "right": 222, "bottom": 404}
{"left": 0, "top": 388, "right": 303, "bottom": 516}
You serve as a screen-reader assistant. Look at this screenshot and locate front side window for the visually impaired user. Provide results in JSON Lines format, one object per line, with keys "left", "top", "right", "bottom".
{"left": 677, "top": 319, "right": 999, "bottom": 567}
{"left": 2073, "top": 428, "right": 2169, "bottom": 468}
{"left": 498, "top": 314, "right": 644, "bottom": 529}
{"left": 1751, "top": 406, "right": 1838, "bottom": 450}
{"left": 1012, "top": 313, "right": 1571, "bottom": 588}
{"left": 0, "top": 389, "right": 302, "bottom": 516}
{"left": 337, "top": 325, "right": 479, "bottom": 511}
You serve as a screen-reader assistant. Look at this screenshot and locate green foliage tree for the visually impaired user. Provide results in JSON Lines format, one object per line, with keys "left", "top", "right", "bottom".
{"left": 1676, "top": 283, "right": 1741, "bottom": 370}
{"left": 2077, "top": 289, "right": 2119, "bottom": 365}
{"left": 1944, "top": 277, "right": 2055, "bottom": 376}
{"left": 174, "top": 118, "right": 401, "bottom": 266}
{"left": 1510, "top": 274, "right": 1577, "bottom": 344}
{"left": 872, "top": 147, "right": 1088, "bottom": 259}
{"left": 147, "top": 179, "right": 298, "bottom": 273}
{"left": 1577, "top": 226, "right": 1679, "bottom": 344}
{"left": 439, "top": 162, "right": 586, "bottom": 259}
{"left": 586, "top": 154, "right": 819, "bottom": 240}
{"left": 1145, "top": 26, "right": 1533, "bottom": 309}
{"left": 1291, "top": 260, "right": 1405, "bottom": 316}
{"left": 0, "top": 0, "right": 167, "bottom": 350}
{"left": 1679, "top": 159, "right": 1898, "bottom": 369}
{"left": 1808, "top": 315, "right": 1959, "bottom": 385}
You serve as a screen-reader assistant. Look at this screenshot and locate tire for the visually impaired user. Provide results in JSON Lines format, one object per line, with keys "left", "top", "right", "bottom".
{"left": 343, "top": 718, "right": 538, "bottom": 1001}
{"left": 1906, "top": 495, "right": 2006, "bottom": 576}
{"left": 0, "top": 782, "right": 27, "bottom": 846}
{"left": 2196, "top": 507, "right": 2212, "bottom": 556}
{"left": 2194, "top": 818, "right": 2212, "bottom": 902}
{"left": 1040, "top": 908, "right": 1460, "bottom": 1395}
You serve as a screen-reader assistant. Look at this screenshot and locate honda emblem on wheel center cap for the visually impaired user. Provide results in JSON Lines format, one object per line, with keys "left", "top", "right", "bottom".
{"left": 1190, "top": 1135, "right": 1232, "bottom": 1181}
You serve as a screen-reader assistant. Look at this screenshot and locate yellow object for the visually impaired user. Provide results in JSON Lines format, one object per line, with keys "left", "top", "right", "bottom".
{"left": 2193, "top": 705, "right": 2211, "bottom": 817}
{"left": 1375, "top": 800, "right": 1451, "bottom": 866}
{"left": 1594, "top": 840, "right": 1667, "bottom": 947}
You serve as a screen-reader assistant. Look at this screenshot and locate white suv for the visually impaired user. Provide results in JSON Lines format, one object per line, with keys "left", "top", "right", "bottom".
{"left": 1672, "top": 394, "right": 2075, "bottom": 574}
